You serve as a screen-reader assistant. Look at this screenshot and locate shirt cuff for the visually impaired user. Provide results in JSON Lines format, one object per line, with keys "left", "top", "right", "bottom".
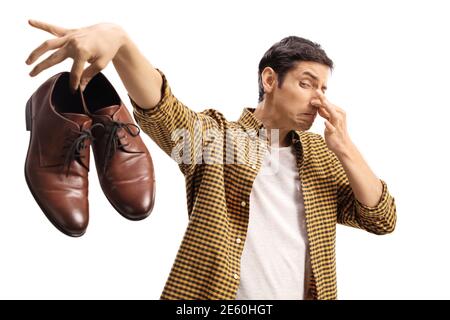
{"left": 355, "top": 179, "right": 392, "bottom": 217}
{"left": 130, "top": 68, "right": 172, "bottom": 123}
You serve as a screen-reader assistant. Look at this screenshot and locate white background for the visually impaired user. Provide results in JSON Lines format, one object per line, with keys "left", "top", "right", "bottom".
{"left": 1, "top": 0, "right": 449, "bottom": 299}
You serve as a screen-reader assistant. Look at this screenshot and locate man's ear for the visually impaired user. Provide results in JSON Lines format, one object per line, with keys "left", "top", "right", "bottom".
{"left": 261, "top": 67, "right": 277, "bottom": 96}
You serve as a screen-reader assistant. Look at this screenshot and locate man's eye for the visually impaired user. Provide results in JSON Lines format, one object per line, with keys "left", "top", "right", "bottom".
{"left": 300, "top": 82, "right": 311, "bottom": 88}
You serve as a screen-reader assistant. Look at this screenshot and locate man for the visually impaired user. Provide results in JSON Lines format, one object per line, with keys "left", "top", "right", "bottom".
{"left": 26, "top": 20, "right": 396, "bottom": 300}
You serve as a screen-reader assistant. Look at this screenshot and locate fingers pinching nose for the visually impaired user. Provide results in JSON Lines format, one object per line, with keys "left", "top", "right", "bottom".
{"left": 311, "top": 98, "right": 322, "bottom": 109}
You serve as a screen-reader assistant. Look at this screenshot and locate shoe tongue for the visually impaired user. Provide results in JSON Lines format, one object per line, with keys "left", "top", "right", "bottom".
{"left": 62, "top": 113, "right": 91, "bottom": 127}
{"left": 94, "top": 105, "right": 121, "bottom": 117}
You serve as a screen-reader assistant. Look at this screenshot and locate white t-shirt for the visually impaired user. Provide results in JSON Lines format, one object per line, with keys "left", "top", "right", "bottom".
{"left": 236, "top": 144, "right": 312, "bottom": 300}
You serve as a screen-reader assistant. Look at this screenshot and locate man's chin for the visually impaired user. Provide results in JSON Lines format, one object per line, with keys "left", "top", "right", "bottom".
{"left": 294, "top": 123, "right": 313, "bottom": 132}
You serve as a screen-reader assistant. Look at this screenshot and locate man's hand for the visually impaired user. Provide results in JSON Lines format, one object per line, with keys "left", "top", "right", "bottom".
{"left": 26, "top": 20, "right": 128, "bottom": 92}
{"left": 315, "top": 92, "right": 384, "bottom": 207}
{"left": 316, "top": 91, "right": 354, "bottom": 158}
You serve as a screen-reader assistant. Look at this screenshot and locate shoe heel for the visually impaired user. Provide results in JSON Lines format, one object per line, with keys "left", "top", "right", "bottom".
{"left": 26, "top": 98, "right": 32, "bottom": 131}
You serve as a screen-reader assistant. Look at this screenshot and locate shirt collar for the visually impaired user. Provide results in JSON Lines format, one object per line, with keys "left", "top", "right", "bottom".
{"left": 237, "top": 108, "right": 263, "bottom": 131}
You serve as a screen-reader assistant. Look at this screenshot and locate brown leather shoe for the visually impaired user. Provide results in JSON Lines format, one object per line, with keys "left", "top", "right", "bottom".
{"left": 25, "top": 72, "right": 98, "bottom": 237}
{"left": 82, "top": 72, "right": 155, "bottom": 220}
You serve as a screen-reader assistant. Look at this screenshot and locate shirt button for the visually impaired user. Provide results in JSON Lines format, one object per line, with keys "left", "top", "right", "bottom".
{"left": 251, "top": 164, "right": 257, "bottom": 170}
{"left": 241, "top": 201, "right": 246, "bottom": 207}
{"left": 233, "top": 273, "right": 239, "bottom": 280}
{"left": 236, "top": 238, "right": 242, "bottom": 244}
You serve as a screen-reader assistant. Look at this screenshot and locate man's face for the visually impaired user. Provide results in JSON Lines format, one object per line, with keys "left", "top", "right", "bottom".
{"left": 262, "top": 61, "right": 330, "bottom": 131}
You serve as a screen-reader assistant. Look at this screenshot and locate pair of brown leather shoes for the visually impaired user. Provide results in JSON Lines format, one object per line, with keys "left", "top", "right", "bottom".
{"left": 25, "top": 72, "right": 155, "bottom": 237}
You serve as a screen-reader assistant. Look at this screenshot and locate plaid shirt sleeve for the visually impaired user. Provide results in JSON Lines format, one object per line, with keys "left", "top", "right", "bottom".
{"left": 130, "top": 69, "right": 221, "bottom": 176}
{"left": 330, "top": 149, "right": 397, "bottom": 235}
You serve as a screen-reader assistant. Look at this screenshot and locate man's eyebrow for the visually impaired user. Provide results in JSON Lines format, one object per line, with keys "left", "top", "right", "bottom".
{"left": 300, "top": 71, "right": 327, "bottom": 91}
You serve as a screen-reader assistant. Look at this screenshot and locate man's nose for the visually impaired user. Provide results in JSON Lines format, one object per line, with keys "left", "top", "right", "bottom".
{"left": 311, "top": 98, "right": 322, "bottom": 109}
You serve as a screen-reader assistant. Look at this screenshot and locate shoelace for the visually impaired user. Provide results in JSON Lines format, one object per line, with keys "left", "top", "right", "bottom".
{"left": 61, "top": 123, "right": 104, "bottom": 176}
{"left": 103, "top": 121, "right": 140, "bottom": 174}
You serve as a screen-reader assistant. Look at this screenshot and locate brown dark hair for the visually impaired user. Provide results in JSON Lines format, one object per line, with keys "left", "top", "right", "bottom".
{"left": 258, "top": 36, "right": 333, "bottom": 102}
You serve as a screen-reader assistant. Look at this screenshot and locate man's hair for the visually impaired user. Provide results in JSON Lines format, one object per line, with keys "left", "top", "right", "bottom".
{"left": 258, "top": 36, "right": 334, "bottom": 102}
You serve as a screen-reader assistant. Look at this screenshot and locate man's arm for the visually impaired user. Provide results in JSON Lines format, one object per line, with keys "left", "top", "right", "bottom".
{"left": 112, "top": 33, "right": 163, "bottom": 110}
{"left": 330, "top": 145, "right": 397, "bottom": 235}
{"left": 335, "top": 141, "right": 383, "bottom": 207}
{"left": 113, "top": 35, "right": 223, "bottom": 176}
{"left": 315, "top": 91, "right": 396, "bottom": 234}
{"left": 26, "top": 20, "right": 222, "bottom": 176}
